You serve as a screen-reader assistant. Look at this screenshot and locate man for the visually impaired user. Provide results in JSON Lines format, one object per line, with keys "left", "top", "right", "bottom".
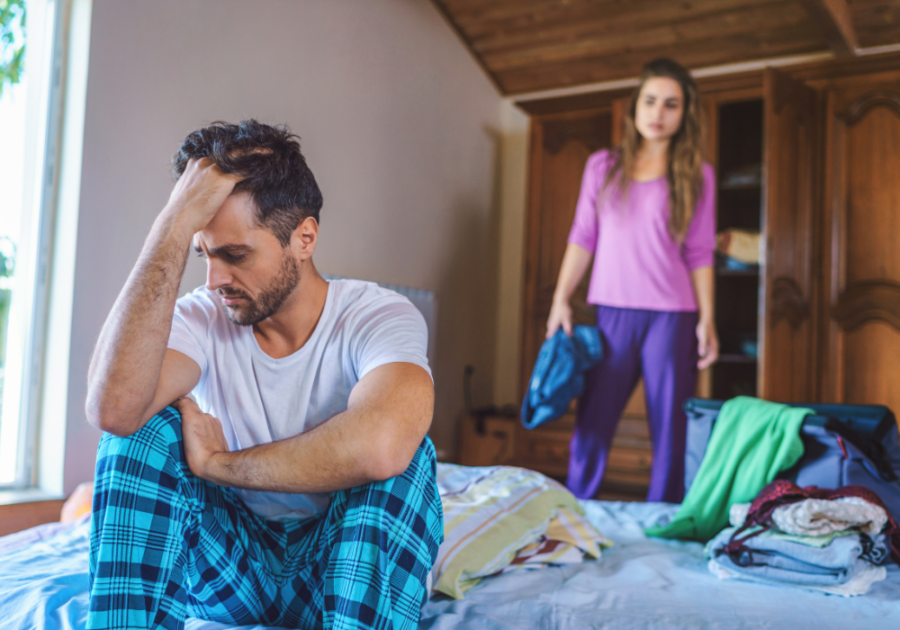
{"left": 85, "top": 120, "right": 443, "bottom": 630}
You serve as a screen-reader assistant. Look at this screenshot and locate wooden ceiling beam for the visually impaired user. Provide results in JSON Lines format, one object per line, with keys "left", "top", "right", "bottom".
{"left": 481, "top": 4, "right": 815, "bottom": 72}
{"left": 465, "top": 0, "right": 782, "bottom": 52}
{"left": 799, "top": 0, "right": 860, "bottom": 55}
{"left": 435, "top": 0, "right": 900, "bottom": 94}
{"left": 456, "top": 0, "right": 771, "bottom": 43}
{"left": 496, "top": 25, "right": 827, "bottom": 93}
{"left": 850, "top": 1, "right": 900, "bottom": 49}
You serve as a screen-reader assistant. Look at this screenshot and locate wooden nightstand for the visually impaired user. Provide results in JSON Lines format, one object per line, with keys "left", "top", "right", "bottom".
{"left": 457, "top": 387, "right": 652, "bottom": 501}
{"left": 456, "top": 413, "right": 517, "bottom": 467}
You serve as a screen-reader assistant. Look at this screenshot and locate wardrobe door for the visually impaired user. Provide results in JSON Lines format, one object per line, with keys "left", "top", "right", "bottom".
{"left": 521, "top": 111, "right": 611, "bottom": 393}
{"left": 760, "top": 67, "right": 818, "bottom": 402}
{"left": 821, "top": 74, "right": 900, "bottom": 422}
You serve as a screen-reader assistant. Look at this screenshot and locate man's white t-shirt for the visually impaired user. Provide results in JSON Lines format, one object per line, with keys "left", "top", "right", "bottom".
{"left": 167, "top": 278, "right": 431, "bottom": 521}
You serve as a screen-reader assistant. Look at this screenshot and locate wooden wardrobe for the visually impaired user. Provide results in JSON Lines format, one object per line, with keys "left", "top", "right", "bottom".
{"left": 507, "top": 52, "right": 900, "bottom": 499}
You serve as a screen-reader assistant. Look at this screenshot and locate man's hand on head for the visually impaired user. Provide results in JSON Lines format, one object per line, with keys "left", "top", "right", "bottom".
{"left": 165, "top": 158, "right": 242, "bottom": 235}
{"left": 174, "top": 397, "right": 231, "bottom": 483}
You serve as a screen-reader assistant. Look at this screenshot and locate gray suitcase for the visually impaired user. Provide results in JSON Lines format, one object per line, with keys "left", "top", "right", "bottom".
{"left": 683, "top": 398, "right": 900, "bottom": 519}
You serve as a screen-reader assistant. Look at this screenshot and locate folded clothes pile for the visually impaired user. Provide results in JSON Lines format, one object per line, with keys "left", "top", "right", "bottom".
{"left": 706, "top": 480, "right": 900, "bottom": 596}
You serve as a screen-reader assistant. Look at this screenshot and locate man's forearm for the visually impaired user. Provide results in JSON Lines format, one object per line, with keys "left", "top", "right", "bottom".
{"left": 177, "top": 362, "right": 434, "bottom": 494}
{"left": 85, "top": 210, "right": 193, "bottom": 434}
{"left": 203, "top": 407, "right": 410, "bottom": 493}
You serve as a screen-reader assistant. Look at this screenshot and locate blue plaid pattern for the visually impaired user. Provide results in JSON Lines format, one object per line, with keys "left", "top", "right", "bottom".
{"left": 88, "top": 407, "right": 443, "bottom": 630}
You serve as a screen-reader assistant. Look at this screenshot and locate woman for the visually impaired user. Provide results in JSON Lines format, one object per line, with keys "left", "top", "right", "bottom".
{"left": 546, "top": 58, "right": 719, "bottom": 504}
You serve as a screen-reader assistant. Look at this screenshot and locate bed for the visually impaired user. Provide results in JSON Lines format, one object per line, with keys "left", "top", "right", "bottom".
{"left": 1, "top": 468, "right": 899, "bottom": 630}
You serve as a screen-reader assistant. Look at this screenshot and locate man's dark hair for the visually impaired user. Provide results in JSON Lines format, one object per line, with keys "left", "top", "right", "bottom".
{"left": 172, "top": 120, "right": 323, "bottom": 245}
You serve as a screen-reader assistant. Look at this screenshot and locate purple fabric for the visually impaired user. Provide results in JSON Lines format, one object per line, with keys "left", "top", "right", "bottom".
{"left": 567, "top": 306, "right": 699, "bottom": 503}
{"left": 567, "top": 150, "right": 717, "bottom": 312}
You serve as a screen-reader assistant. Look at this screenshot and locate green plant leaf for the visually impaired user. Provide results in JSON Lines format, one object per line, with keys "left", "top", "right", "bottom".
{"left": 0, "top": 0, "right": 25, "bottom": 98}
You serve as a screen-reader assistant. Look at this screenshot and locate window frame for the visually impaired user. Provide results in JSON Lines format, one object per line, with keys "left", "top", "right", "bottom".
{"left": 0, "top": 0, "right": 90, "bottom": 494}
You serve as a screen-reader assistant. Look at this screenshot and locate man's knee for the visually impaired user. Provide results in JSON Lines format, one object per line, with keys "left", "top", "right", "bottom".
{"left": 367, "top": 437, "right": 437, "bottom": 498}
{"left": 96, "top": 406, "right": 185, "bottom": 472}
{"left": 340, "top": 437, "right": 443, "bottom": 553}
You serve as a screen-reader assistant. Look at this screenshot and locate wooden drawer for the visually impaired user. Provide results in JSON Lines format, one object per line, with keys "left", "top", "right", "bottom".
{"left": 512, "top": 428, "right": 571, "bottom": 477}
{"left": 603, "top": 468, "right": 652, "bottom": 487}
{"left": 457, "top": 414, "right": 517, "bottom": 467}
{"left": 527, "top": 410, "right": 577, "bottom": 432}
{"left": 605, "top": 444, "right": 653, "bottom": 488}
{"left": 623, "top": 380, "right": 647, "bottom": 416}
{"left": 607, "top": 446, "right": 653, "bottom": 471}
{"left": 520, "top": 431, "right": 570, "bottom": 464}
{"left": 461, "top": 399, "right": 655, "bottom": 493}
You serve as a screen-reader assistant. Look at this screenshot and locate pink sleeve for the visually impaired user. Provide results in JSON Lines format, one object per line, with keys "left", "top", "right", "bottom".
{"left": 567, "top": 151, "right": 606, "bottom": 253}
{"left": 682, "top": 163, "right": 717, "bottom": 270}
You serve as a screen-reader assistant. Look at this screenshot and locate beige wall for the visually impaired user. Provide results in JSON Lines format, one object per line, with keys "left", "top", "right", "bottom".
{"left": 492, "top": 101, "right": 530, "bottom": 406}
{"left": 62, "top": 0, "right": 508, "bottom": 491}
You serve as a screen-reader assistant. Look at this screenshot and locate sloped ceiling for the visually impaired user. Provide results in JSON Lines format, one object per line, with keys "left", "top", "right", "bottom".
{"left": 432, "top": 0, "right": 900, "bottom": 95}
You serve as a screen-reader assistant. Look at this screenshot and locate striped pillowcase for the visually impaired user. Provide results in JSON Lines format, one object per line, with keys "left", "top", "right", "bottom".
{"left": 432, "top": 463, "right": 611, "bottom": 599}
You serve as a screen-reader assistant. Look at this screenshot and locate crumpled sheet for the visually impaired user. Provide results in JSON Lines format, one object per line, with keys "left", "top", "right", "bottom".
{"left": 2, "top": 501, "right": 899, "bottom": 630}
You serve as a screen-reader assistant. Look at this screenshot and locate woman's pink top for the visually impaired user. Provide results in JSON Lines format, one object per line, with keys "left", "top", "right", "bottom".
{"left": 567, "top": 150, "right": 716, "bottom": 312}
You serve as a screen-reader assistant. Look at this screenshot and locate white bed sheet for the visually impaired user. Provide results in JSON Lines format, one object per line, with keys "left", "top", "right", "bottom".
{"left": 1, "top": 500, "right": 898, "bottom": 629}
{"left": 417, "top": 500, "right": 900, "bottom": 629}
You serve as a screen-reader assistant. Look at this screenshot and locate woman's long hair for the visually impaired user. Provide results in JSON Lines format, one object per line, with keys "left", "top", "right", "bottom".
{"left": 602, "top": 58, "right": 704, "bottom": 241}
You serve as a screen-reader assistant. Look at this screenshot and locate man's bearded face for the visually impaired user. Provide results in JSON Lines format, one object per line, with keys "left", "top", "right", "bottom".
{"left": 217, "top": 248, "right": 300, "bottom": 326}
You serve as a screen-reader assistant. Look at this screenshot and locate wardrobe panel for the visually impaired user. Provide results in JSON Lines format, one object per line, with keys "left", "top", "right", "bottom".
{"left": 844, "top": 322, "right": 900, "bottom": 417}
{"left": 843, "top": 107, "right": 900, "bottom": 284}
{"left": 821, "top": 77, "right": 900, "bottom": 426}
{"left": 760, "top": 67, "right": 817, "bottom": 402}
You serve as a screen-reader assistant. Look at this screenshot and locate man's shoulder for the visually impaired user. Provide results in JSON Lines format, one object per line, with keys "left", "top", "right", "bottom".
{"left": 328, "top": 279, "right": 423, "bottom": 331}
{"left": 330, "top": 279, "right": 414, "bottom": 312}
{"left": 174, "top": 286, "right": 223, "bottom": 324}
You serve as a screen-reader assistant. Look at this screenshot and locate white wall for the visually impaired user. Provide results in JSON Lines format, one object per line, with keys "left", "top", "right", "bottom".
{"left": 492, "top": 101, "right": 530, "bottom": 407}
{"left": 61, "top": 0, "right": 505, "bottom": 492}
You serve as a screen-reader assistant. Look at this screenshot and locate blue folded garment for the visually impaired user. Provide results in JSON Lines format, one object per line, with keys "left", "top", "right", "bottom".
{"left": 707, "top": 526, "right": 889, "bottom": 586}
{"left": 521, "top": 326, "right": 603, "bottom": 430}
{"left": 713, "top": 553, "right": 870, "bottom": 587}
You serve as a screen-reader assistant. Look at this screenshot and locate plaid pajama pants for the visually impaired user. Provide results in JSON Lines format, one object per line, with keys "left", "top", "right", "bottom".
{"left": 88, "top": 407, "right": 443, "bottom": 630}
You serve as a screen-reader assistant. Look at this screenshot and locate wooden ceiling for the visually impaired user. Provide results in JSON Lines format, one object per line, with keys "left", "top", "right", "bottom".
{"left": 432, "top": 0, "right": 900, "bottom": 95}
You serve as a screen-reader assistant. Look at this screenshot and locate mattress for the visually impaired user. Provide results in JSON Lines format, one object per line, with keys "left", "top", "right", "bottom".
{"left": 1, "top": 498, "right": 898, "bottom": 629}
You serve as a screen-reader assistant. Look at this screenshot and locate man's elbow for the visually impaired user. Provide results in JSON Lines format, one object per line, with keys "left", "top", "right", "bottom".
{"left": 365, "top": 436, "right": 420, "bottom": 481}
{"left": 84, "top": 395, "right": 140, "bottom": 438}
{"left": 367, "top": 455, "right": 411, "bottom": 482}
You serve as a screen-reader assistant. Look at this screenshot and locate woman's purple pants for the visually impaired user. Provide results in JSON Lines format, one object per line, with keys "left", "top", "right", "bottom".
{"left": 567, "top": 306, "right": 699, "bottom": 503}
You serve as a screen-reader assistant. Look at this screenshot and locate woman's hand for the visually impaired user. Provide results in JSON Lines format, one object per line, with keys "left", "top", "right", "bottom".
{"left": 696, "top": 319, "right": 720, "bottom": 370}
{"left": 546, "top": 299, "right": 574, "bottom": 339}
{"left": 546, "top": 244, "right": 593, "bottom": 339}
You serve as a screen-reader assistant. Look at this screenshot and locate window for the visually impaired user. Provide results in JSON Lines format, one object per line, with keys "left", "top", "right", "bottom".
{"left": 0, "top": 0, "right": 90, "bottom": 490}
{"left": 0, "top": 0, "right": 33, "bottom": 486}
